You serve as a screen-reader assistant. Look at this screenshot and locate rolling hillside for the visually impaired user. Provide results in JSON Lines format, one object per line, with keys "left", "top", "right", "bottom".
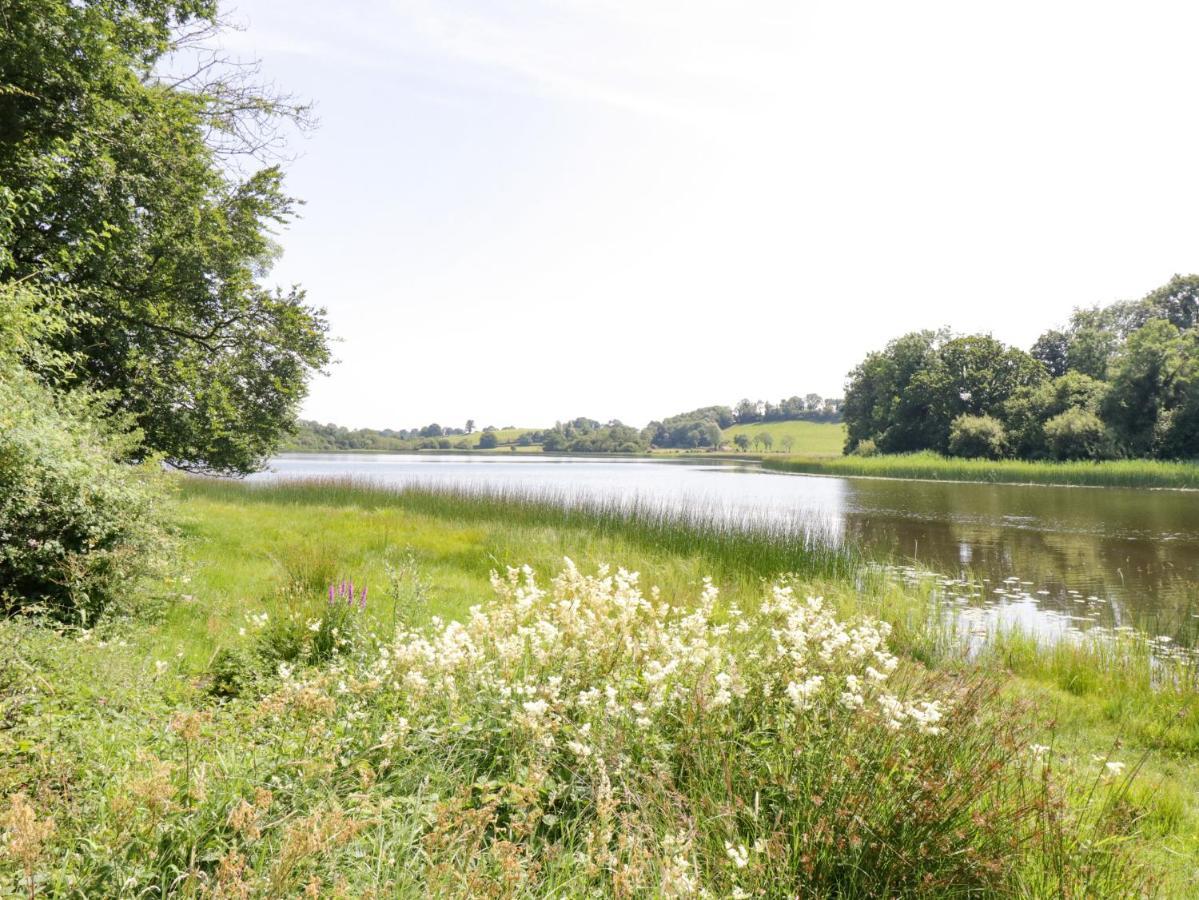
{"left": 721, "top": 420, "right": 846, "bottom": 457}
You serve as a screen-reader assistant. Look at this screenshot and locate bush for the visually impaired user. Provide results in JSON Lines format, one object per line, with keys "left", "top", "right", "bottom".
{"left": 0, "top": 364, "right": 170, "bottom": 622}
{"left": 852, "top": 438, "right": 879, "bottom": 457}
{"left": 477, "top": 431, "right": 499, "bottom": 449}
{"left": 947, "top": 414, "right": 1007, "bottom": 459}
{"left": 1043, "top": 407, "right": 1111, "bottom": 460}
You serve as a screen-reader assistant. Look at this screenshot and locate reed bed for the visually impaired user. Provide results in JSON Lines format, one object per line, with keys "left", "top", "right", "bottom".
{"left": 181, "top": 475, "right": 859, "bottom": 583}
{"left": 763, "top": 451, "right": 1199, "bottom": 489}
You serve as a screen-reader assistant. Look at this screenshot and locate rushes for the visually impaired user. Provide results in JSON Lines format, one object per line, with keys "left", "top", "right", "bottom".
{"left": 764, "top": 451, "right": 1199, "bottom": 489}
{"left": 180, "top": 476, "right": 857, "bottom": 583}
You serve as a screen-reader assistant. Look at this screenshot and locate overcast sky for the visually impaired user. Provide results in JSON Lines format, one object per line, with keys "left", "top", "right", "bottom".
{"left": 222, "top": 1, "right": 1199, "bottom": 430}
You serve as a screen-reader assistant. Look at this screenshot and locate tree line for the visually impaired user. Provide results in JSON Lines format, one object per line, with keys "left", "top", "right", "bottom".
{"left": 843, "top": 275, "right": 1199, "bottom": 460}
{"left": 287, "top": 394, "right": 844, "bottom": 454}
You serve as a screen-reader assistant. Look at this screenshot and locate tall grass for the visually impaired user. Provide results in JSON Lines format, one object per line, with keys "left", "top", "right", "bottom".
{"left": 764, "top": 451, "right": 1199, "bottom": 489}
{"left": 3, "top": 477, "right": 1195, "bottom": 894}
{"left": 180, "top": 476, "right": 859, "bottom": 583}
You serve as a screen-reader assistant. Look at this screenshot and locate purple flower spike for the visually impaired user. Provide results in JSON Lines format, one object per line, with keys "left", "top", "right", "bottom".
{"left": 328, "top": 582, "right": 335, "bottom": 604}
{"left": 359, "top": 585, "right": 368, "bottom": 610}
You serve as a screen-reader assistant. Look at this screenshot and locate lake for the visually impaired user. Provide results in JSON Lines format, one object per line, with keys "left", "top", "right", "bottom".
{"left": 250, "top": 453, "right": 1199, "bottom": 643}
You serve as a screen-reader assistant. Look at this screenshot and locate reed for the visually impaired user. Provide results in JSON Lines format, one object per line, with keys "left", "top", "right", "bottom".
{"left": 179, "top": 475, "right": 859, "bottom": 583}
{"left": 763, "top": 451, "right": 1199, "bottom": 489}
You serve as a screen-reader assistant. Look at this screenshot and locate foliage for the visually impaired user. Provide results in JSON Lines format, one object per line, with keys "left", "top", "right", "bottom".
{"left": 644, "top": 407, "right": 727, "bottom": 449}
{"left": 1043, "top": 408, "right": 1111, "bottom": 461}
{"left": 842, "top": 329, "right": 948, "bottom": 453}
{"left": 0, "top": 354, "right": 170, "bottom": 622}
{"left": 0, "top": 0, "right": 330, "bottom": 474}
{"left": 845, "top": 275, "right": 1199, "bottom": 461}
{"left": 476, "top": 431, "right": 499, "bottom": 449}
{"left": 852, "top": 438, "right": 878, "bottom": 457}
{"left": 538, "top": 419, "right": 648, "bottom": 453}
{"left": 1004, "top": 372, "right": 1108, "bottom": 458}
{"left": 947, "top": 414, "right": 1008, "bottom": 459}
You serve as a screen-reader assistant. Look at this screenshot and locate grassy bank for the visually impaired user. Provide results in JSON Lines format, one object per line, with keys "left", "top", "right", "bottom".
{"left": 764, "top": 450, "right": 1199, "bottom": 490}
{"left": 2, "top": 479, "right": 1197, "bottom": 894}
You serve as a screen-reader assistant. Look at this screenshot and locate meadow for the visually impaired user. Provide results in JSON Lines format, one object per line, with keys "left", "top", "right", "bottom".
{"left": 764, "top": 451, "right": 1199, "bottom": 490}
{"left": 453, "top": 427, "right": 539, "bottom": 450}
{"left": 720, "top": 420, "right": 847, "bottom": 457}
{"left": 3, "top": 478, "right": 1198, "bottom": 895}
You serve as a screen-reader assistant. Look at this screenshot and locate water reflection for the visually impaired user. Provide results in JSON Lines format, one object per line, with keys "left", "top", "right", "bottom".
{"left": 836, "top": 478, "right": 1199, "bottom": 637}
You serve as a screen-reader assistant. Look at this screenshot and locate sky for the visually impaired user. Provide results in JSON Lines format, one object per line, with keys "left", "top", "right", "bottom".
{"left": 218, "top": 0, "right": 1199, "bottom": 430}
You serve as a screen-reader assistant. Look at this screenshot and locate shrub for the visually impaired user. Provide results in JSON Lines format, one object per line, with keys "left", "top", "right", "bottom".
{"left": 0, "top": 364, "right": 170, "bottom": 622}
{"left": 254, "top": 577, "right": 369, "bottom": 670}
{"left": 1043, "top": 407, "right": 1111, "bottom": 460}
{"left": 477, "top": 431, "right": 499, "bottom": 449}
{"left": 852, "top": 438, "right": 878, "bottom": 457}
{"left": 947, "top": 414, "right": 1007, "bottom": 459}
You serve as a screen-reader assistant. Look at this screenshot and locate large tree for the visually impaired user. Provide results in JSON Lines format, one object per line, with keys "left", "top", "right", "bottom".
{"left": 0, "top": 0, "right": 330, "bottom": 474}
{"left": 841, "top": 329, "right": 946, "bottom": 453}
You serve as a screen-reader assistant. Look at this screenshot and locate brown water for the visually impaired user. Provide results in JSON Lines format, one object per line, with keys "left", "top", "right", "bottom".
{"left": 253, "top": 454, "right": 1199, "bottom": 642}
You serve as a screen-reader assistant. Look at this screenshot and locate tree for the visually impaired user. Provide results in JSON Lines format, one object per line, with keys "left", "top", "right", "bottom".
{"left": 842, "top": 330, "right": 947, "bottom": 453}
{"left": 735, "top": 399, "right": 763, "bottom": 424}
{"left": 465, "top": 419, "right": 475, "bottom": 434}
{"left": 1142, "top": 274, "right": 1199, "bottom": 331}
{"left": 780, "top": 435, "right": 795, "bottom": 453}
{"left": 477, "top": 431, "right": 499, "bottom": 449}
{"left": 1003, "top": 372, "right": 1107, "bottom": 458}
{"left": 733, "top": 434, "right": 751, "bottom": 451}
{"left": 1065, "top": 317, "right": 1118, "bottom": 381}
{"left": 760, "top": 432, "right": 774, "bottom": 452}
{"left": 1104, "top": 319, "right": 1193, "bottom": 457}
{"left": 0, "top": 1, "right": 330, "bottom": 474}
{"left": 1031, "top": 330, "right": 1069, "bottom": 378}
{"left": 805, "top": 393, "right": 823, "bottom": 412}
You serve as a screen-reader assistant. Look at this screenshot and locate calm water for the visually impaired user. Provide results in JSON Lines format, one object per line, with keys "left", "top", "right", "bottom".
{"left": 250, "top": 453, "right": 1199, "bottom": 641}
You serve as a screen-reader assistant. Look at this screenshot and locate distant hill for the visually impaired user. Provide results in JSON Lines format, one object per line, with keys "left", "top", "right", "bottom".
{"left": 282, "top": 421, "right": 536, "bottom": 452}
{"left": 283, "top": 394, "right": 846, "bottom": 455}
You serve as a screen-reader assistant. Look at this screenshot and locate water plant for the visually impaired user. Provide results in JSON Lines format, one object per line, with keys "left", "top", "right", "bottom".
{"left": 764, "top": 451, "right": 1199, "bottom": 489}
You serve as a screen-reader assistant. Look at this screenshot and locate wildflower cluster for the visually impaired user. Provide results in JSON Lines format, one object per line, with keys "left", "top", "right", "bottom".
{"left": 336, "top": 560, "right": 995, "bottom": 893}
{"left": 0, "top": 560, "right": 1149, "bottom": 898}
{"left": 371, "top": 560, "right": 945, "bottom": 760}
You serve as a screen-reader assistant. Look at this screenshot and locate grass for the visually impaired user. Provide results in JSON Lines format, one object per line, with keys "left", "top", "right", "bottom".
{"left": 452, "top": 427, "right": 538, "bottom": 449}
{"left": 764, "top": 450, "right": 1199, "bottom": 489}
{"left": 721, "top": 420, "right": 846, "bottom": 456}
{"left": 2, "top": 477, "right": 1198, "bottom": 894}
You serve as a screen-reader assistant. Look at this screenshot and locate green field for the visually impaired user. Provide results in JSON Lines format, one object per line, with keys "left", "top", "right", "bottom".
{"left": 764, "top": 451, "right": 1199, "bottom": 490}
{"left": 2, "top": 478, "right": 1197, "bottom": 895}
{"left": 721, "top": 420, "right": 846, "bottom": 456}
{"left": 452, "top": 427, "right": 538, "bottom": 449}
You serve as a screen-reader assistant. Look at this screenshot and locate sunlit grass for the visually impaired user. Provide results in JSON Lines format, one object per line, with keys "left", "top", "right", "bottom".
{"left": 765, "top": 450, "right": 1199, "bottom": 489}
{"left": 3, "top": 478, "right": 1199, "bottom": 894}
{"left": 720, "top": 420, "right": 847, "bottom": 456}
